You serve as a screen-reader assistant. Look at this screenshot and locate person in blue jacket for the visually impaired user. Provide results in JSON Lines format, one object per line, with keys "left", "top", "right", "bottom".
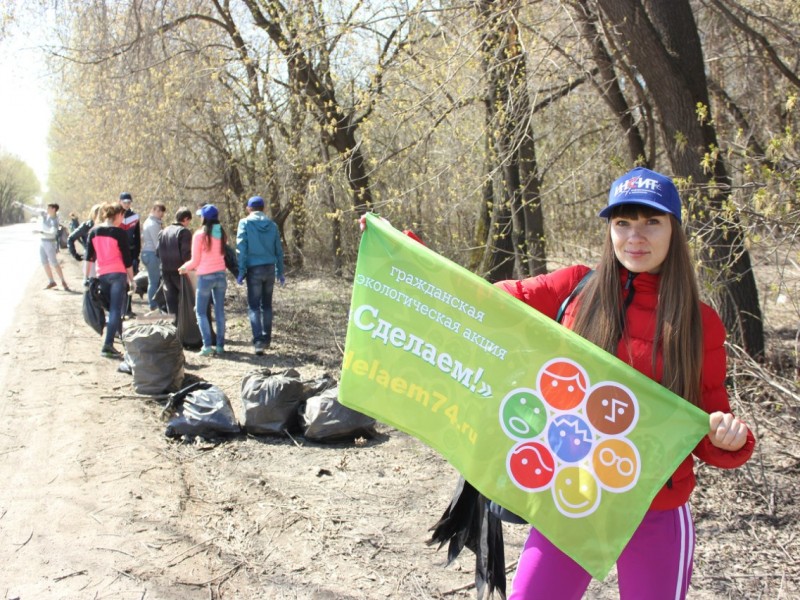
{"left": 235, "top": 195, "right": 285, "bottom": 355}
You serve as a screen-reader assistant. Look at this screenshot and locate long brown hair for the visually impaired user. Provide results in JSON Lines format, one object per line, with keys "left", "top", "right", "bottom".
{"left": 570, "top": 205, "right": 703, "bottom": 406}
{"left": 201, "top": 218, "right": 227, "bottom": 253}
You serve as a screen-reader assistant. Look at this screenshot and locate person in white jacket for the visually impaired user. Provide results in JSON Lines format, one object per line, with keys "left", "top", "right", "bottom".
{"left": 14, "top": 201, "right": 70, "bottom": 291}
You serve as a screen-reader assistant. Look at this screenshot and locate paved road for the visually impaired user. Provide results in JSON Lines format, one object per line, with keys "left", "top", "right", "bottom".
{"left": 0, "top": 222, "right": 40, "bottom": 337}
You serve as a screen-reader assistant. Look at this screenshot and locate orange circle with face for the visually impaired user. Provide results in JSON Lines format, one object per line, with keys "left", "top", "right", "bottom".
{"left": 592, "top": 438, "right": 640, "bottom": 492}
{"left": 537, "top": 359, "right": 588, "bottom": 410}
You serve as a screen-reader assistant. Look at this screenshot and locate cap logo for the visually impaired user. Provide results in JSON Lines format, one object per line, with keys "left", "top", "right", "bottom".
{"left": 614, "top": 176, "right": 663, "bottom": 199}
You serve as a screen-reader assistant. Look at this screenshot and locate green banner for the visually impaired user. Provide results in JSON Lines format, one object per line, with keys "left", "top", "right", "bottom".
{"left": 339, "top": 213, "right": 709, "bottom": 578}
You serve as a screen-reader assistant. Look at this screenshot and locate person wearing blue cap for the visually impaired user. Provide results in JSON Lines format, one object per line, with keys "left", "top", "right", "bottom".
{"left": 485, "top": 166, "right": 755, "bottom": 599}
{"left": 178, "top": 204, "right": 228, "bottom": 356}
{"left": 412, "top": 167, "right": 755, "bottom": 599}
{"left": 235, "top": 195, "right": 285, "bottom": 355}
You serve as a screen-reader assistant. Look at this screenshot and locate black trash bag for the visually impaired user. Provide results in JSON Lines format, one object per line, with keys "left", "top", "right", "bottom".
{"left": 122, "top": 322, "right": 185, "bottom": 395}
{"left": 82, "top": 278, "right": 106, "bottom": 335}
{"left": 134, "top": 271, "right": 167, "bottom": 309}
{"left": 57, "top": 224, "right": 69, "bottom": 249}
{"left": 164, "top": 381, "right": 241, "bottom": 438}
{"left": 176, "top": 276, "right": 214, "bottom": 349}
{"left": 241, "top": 368, "right": 305, "bottom": 435}
{"left": 134, "top": 271, "right": 149, "bottom": 297}
{"left": 428, "top": 477, "right": 507, "bottom": 600}
{"left": 302, "top": 373, "right": 338, "bottom": 399}
{"left": 224, "top": 244, "right": 238, "bottom": 278}
{"left": 302, "top": 386, "right": 377, "bottom": 442}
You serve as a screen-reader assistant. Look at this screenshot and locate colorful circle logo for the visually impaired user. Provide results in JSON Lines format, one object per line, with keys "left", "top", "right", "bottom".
{"left": 501, "top": 358, "right": 641, "bottom": 519}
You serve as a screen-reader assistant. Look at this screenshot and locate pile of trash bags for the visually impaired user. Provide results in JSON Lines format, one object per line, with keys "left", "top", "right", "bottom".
{"left": 163, "top": 368, "right": 376, "bottom": 443}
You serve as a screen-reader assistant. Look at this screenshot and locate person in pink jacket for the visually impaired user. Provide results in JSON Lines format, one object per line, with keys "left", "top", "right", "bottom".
{"left": 178, "top": 204, "right": 228, "bottom": 356}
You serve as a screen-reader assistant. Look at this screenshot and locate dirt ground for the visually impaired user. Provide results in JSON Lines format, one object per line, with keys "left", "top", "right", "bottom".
{"left": 0, "top": 256, "right": 798, "bottom": 600}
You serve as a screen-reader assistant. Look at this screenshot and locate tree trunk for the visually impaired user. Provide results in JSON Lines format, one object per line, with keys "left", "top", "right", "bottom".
{"left": 596, "top": 0, "right": 764, "bottom": 358}
{"left": 476, "top": 0, "right": 547, "bottom": 281}
{"left": 321, "top": 140, "right": 344, "bottom": 276}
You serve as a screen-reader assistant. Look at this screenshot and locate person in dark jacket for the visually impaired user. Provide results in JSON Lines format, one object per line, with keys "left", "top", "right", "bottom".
{"left": 69, "top": 204, "right": 101, "bottom": 266}
{"left": 235, "top": 195, "right": 285, "bottom": 355}
{"left": 157, "top": 206, "right": 193, "bottom": 319}
{"left": 119, "top": 192, "right": 140, "bottom": 317}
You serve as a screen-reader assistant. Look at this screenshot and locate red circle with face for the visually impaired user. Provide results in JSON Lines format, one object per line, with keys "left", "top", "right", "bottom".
{"left": 538, "top": 360, "right": 588, "bottom": 410}
{"left": 507, "top": 441, "right": 556, "bottom": 491}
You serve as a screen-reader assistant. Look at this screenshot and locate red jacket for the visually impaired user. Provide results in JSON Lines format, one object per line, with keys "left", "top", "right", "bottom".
{"left": 496, "top": 265, "right": 756, "bottom": 510}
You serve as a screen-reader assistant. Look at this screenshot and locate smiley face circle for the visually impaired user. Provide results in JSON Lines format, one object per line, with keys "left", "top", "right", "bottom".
{"left": 499, "top": 388, "right": 548, "bottom": 441}
{"left": 538, "top": 359, "right": 588, "bottom": 410}
{"left": 552, "top": 466, "right": 601, "bottom": 518}
{"left": 507, "top": 441, "right": 556, "bottom": 491}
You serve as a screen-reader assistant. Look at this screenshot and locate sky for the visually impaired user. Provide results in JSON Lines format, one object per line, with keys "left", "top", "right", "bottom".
{"left": 0, "top": 28, "right": 53, "bottom": 194}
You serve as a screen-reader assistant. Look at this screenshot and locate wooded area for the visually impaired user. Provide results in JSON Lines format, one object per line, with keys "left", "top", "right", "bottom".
{"left": 5, "top": 0, "right": 800, "bottom": 359}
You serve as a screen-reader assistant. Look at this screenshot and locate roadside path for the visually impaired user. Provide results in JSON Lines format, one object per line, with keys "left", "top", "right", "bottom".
{"left": 0, "top": 257, "right": 209, "bottom": 599}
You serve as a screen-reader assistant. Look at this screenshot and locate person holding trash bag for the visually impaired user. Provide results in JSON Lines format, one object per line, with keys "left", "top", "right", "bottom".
{"left": 158, "top": 206, "right": 193, "bottom": 320}
{"left": 178, "top": 204, "right": 228, "bottom": 357}
{"left": 84, "top": 202, "right": 135, "bottom": 358}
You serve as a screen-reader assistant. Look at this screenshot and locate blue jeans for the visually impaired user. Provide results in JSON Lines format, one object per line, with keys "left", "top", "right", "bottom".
{"left": 141, "top": 250, "right": 161, "bottom": 309}
{"left": 246, "top": 264, "right": 275, "bottom": 345}
{"left": 195, "top": 271, "right": 227, "bottom": 349}
{"left": 99, "top": 272, "right": 128, "bottom": 348}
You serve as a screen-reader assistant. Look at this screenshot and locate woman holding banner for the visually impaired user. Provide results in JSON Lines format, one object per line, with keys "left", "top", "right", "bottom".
{"left": 360, "top": 167, "right": 754, "bottom": 598}
{"left": 493, "top": 167, "right": 755, "bottom": 599}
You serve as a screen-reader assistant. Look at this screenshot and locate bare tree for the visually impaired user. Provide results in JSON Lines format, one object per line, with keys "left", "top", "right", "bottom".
{"left": 595, "top": 0, "right": 765, "bottom": 358}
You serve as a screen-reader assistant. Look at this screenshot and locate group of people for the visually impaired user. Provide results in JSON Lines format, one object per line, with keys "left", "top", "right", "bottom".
{"left": 41, "top": 192, "right": 285, "bottom": 359}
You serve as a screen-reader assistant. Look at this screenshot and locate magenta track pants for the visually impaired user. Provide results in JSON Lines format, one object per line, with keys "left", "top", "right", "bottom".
{"left": 509, "top": 504, "right": 695, "bottom": 600}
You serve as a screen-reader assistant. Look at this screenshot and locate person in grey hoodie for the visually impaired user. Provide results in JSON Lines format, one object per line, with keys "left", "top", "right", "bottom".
{"left": 235, "top": 195, "right": 285, "bottom": 355}
{"left": 141, "top": 201, "right": 166, "bottom": 312}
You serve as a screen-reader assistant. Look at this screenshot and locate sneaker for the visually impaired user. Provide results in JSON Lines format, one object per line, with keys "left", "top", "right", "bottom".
{"left": 100, "top": 346, "right": 122, "bottom": 358}
{"left": 61, "top": 282, "right": 71, "bottom": 291}
{"left": 215, "top": 346, "right": 225, "bottom": 356}
{"left": 45, "top": 281, "right": 57, "bottom": 290}
{"left": 198, "top": 347, "right": 214, "bottom": 357}
{"left": 254, "top": 343, "right": 265, "bottom": 356}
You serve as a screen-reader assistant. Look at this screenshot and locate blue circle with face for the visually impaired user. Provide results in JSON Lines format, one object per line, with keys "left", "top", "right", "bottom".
{"left": 499, "top": 388, "right": 547, "bottom": 441}
{"left": 547, "top": 414, "right": 594, "bottom": 463}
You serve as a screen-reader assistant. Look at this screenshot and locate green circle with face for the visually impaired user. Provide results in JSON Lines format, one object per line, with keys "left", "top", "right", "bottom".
{"left": 499, "top": 388, "right": 548, "bottom": 441}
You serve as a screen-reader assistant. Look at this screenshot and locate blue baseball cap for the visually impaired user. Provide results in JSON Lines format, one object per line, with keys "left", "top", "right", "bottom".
{"left": 599, "top": 167, "right": 682, "bottom": 223}
{"left": 247, "top": 196, "right": 265, "bottom": 209}
{"left": 196, "top": 204, "right": 219, "bottom": 220}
